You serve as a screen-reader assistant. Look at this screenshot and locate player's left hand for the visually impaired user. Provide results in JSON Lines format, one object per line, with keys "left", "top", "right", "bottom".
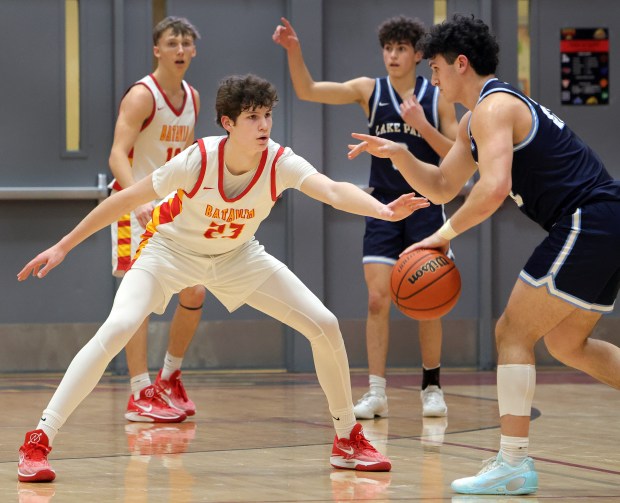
{"left": 401, "top": 232, "right": 450, "bottom": 256}
{"left": 348, "top": 133, "right": 404, "bottom": 160}
{"left": 400, "top": 96, "right": 427, "bottom": 130}
{"left": 272, "top": 17, "right": 299, "bottom": 50}
{"left": 17, "top": 244, "right": 68, "bottom": 281}
{"left": 382, "top": 193, "right": 429, "bottom": 221}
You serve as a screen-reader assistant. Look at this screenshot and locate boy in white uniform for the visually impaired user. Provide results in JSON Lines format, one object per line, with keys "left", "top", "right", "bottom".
{"left": 109, "top": 16, "right": 204, "bottom": 422}
{"left": 17, "top": 74, "right": 431, "bottom": 482}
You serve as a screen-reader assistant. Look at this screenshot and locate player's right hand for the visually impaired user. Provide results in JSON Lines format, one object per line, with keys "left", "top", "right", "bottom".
{"left": 17, "top": 244, "right": 67, "bottom": 281}
{"left": 401, "top": 233, "right": 450, "bottom": 257}
{"left": 383, "top": 193, "right": 430, "bottom": 221}
{"left": 348, "top": 133, "right": 404, "bottom": 160}
{"left": 134, "top": 201, "right": 155, "bottom": 228}
{"left": 400, "top": 96, "right": 427, "bottom": 130}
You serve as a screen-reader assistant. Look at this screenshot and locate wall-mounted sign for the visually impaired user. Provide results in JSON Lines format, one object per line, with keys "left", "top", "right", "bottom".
{"left": 560, "top": 27, "right": 609, "bottom": 105}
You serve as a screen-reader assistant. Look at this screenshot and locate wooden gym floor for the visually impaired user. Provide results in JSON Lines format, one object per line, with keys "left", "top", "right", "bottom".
{"left": 1, "top": 369, "right": 619, "bottom": 502}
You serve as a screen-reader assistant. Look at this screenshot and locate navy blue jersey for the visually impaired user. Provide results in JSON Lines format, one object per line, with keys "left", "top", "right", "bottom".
{"left": 470, "top": 78, "right": 620, "bottom": 231}
{"left": 368, "top": 76, "right": 440, "bottom": 195}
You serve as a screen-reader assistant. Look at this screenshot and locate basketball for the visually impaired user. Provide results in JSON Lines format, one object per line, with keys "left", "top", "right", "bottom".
{"left": 390, "top": 248, "right": 461, "bottom": 320}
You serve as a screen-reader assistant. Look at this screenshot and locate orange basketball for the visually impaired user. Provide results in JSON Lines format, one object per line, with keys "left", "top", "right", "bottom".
{"left": 390, "top": 248, "right": 461, "bottom": 320}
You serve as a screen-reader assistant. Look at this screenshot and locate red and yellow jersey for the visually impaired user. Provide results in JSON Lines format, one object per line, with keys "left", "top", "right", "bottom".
{"left": 134, "top": 136, "right": 317, "bottom": 259}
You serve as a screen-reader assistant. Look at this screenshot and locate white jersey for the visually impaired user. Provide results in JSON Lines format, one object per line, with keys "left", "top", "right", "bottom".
{"left": 135, "top": 136, "right": 317, "bottom": 259}
{"left": 111, "top": 74, "right": 198, "bottom": 191}
{"left": 111, "top": 74, "right": 197, "bottom": 275}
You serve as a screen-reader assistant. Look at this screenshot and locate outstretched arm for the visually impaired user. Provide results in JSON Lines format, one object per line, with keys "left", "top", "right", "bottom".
{"left": 402, "top": 95, "right": 518, "bottom": 255}
{"left": 272, "top": 17, "right": 372, "bottom": 108}
{"left": 299, "top": 172, "right": 429, "bottom": 221}
{"left": 17, "top": 176, "right": 158, "bottom": 281}
{"left": 348, "top": 116, "right": 477, "bottom": 203}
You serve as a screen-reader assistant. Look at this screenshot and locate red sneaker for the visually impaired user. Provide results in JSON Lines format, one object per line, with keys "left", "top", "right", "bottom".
{"left": 17, "top": 430, "right": 56, "bottom": 482}
{"left": 155, "top": 369, "right": 196, "bottom": 416}
{"left": 125, "top": 384, "right": 187, "bottom": 423}
{"left": 330, "top": 423, "right": 392, "bottom": 472}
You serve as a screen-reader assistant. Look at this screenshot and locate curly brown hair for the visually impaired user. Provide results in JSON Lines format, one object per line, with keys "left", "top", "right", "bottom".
{"left": 215, "top": 74, "right": 279, "bottom": 128}
{"left": 377, "top": 16, "right": 427, "bottom": 50}
{"left": 422, "top": 14, "right": 499, "bottom": 75}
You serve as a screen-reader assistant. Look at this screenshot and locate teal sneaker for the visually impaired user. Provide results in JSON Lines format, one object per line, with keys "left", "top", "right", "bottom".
{"left": 451, "top": 453, "right": 538, "bottom": 495}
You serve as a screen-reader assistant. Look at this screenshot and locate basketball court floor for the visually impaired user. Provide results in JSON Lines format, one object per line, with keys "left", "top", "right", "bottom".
{"left": 1, "top": 368, "right": 618, "bottom": 502}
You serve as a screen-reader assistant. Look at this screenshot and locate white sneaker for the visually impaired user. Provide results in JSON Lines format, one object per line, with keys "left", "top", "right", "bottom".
{"left": 421, "top": 385, "right": 447, "bottom": 417}
{"left": 353, "top": 390, "right": 388, "bottom": 419}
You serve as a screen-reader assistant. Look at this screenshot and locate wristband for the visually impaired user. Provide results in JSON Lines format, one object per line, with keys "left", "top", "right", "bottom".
{"left": 436, "top": 219, "right": 459, "bottom": 240}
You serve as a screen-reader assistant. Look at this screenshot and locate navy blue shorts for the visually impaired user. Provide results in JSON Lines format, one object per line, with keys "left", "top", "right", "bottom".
{"left": 362, "top": 191, "right": 446, "bottom": 265}
{"left": 520, "top": 201, "right": 620, "bottom": 312}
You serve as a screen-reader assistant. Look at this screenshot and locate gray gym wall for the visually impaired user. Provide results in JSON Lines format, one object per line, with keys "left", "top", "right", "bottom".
{"left": 1, "top": 0, "right": 618, "bottom": 373}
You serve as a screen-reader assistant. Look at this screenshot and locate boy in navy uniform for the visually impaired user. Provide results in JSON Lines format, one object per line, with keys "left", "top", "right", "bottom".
{"left": 348, "top": 14, "right": 620, "bottom": 495}
{"left": 273, "top": 15, "right": 457, "bottom": 421}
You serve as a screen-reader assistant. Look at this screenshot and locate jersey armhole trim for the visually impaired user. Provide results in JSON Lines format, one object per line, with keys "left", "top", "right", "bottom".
{"left": 270, "top": 146, "right": 286, "bottom": 201}
{"left": 187, "top": 139, "right": 207, "bottom": 198}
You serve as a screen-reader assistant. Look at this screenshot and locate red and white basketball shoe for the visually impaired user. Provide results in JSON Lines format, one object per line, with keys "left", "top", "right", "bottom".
{"left": 17, "top": 430, "right": 56, "bottom": 482}
{"left": 125, "top": 384, "right": 187, "bottom": 423}
{"left": 155, "top": 369, "right": 196, "bottom": 416}
{"left": 330, "top": 423, "right": 392, "bottom": 472}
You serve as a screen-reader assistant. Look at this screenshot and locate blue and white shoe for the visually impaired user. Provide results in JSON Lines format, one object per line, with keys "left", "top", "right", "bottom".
{"left": 451, "top": 453, "right": 538, "bottom": 495}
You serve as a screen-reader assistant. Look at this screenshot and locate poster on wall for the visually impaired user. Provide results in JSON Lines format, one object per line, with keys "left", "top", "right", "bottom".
{"left": 560, "top": 28, "right": 609, "bottom": 105}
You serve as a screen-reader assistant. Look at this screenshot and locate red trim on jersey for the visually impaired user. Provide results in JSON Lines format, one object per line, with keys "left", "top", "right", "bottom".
{"left": 150, "top": 73, "right": 187, "bottom": 117}
{"left": 188, "top": 139, "right": 208, "bottom": 198}
{"left": 189, "top": 84, "right": 198, "bottom": 122}
{"left": 217, "top": 137, "right": 268, "bottom": 202}
{"left": 119, "top": 81, "right": 156, "bottom": 132}
{"left": 131, "top": 82, "right": 156, "bottom": 131}
{"left": 270, "top": 146, "right": 285, "bottom": 201}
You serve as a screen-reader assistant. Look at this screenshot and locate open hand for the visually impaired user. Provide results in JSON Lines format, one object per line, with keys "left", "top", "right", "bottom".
{"left": 381, "top": 193, "right": 429, "bottom": 221}
{"left": 348, "top": 133, "right": 404, "bottom": 160}
{"left": 272, "top": 17, "right": 299, "bottom": 50}
{"left": 17, "top": 244, "right": 67, "bottom": 281}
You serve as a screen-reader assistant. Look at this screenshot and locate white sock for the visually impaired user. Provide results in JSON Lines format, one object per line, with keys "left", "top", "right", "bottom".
{"left": 500, "top": 434, "right": 529, "bottom": 466}
{"left": 369, "top": 374, "right": 386, "bottom": 395}
{"left": 130, "top": 372, "right": 151, "bottom": 399}
{"left": 36, "top": 409, "right": 65, "bottom": 446}
{"left": 161, "top": 352, "right": 183, "bottom": 381}
{"left": 332, "top": 407, "right": 357, "bottom": 439}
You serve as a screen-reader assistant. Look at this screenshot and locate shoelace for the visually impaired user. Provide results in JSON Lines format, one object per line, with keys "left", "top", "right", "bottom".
{"left": 24, "top": 442, "right": 51, "bottom": 461}
{"left": 477, "top": 456, "right": 500, "bottom": 475}
{"left": 425, "top": 391, "right": 442, "bottom": 405}
{"left": 357, "top": 391, "right": 383, "bottom": 405}
{"left": 150, "top": 385, "right": 174, "bottom": 405}
{"left": 170, "top": 376, "right": 189, "bottom": 402}
{"left": 350, "top": 432, "right": 377, "bottom": 454}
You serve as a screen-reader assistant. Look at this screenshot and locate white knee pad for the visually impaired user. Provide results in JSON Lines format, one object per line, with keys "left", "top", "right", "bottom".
{"left": 497, "top": 364, "right": 536, "bottom": 417}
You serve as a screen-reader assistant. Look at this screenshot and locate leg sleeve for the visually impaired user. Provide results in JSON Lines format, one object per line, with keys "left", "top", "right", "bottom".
{"left": 44, "top": 269, "right": 165, "bottom": 427}
{"left": 244, "top": 268, "right": 353, "bottom": 415}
